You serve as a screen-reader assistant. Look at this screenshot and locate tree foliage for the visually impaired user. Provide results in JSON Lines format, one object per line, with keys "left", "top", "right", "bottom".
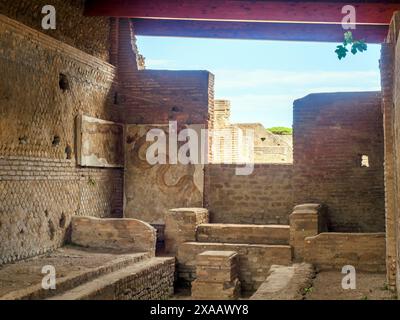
{"left": 267, "top": 127, "right": 292, "bottom": 135}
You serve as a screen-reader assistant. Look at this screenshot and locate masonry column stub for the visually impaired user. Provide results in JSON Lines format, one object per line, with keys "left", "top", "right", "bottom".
{"left": 164, "top": 208, "right": 209, "bottom": 254}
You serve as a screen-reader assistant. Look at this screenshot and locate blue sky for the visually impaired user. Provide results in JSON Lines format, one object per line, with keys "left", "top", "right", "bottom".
{"left": 136, "top": 36, "right": 381, "bottom": 128}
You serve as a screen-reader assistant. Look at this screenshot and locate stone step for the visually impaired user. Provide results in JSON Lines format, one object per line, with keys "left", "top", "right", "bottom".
{"left": 177, "top": 242, "right": 292, "bottom": 292}
{"left": 250, "top": 263, "right": 315, "bottom": 300}
{"left": 0, "top": 247, "right": 151, "bottom": 300}
{"left": 196, "top": 223, "right": 290, "bottom": 245}
{"left": 48, "top": 257, "right": 175, "bottom": 300}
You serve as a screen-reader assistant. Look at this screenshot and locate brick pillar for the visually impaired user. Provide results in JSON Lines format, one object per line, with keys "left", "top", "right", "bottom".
{"left": 109, "top": 18, "right": 119, "bottom": 67}
{"left": 289, "top": 203, "right": 327, "bottom": 261}
{"left": 117, "top": 18, "right": 144, "bottom": 83}
{"left": 191, "top": 251, "right": 240, "bottom": 300}
{"left": 381, "top": 42, "right": 397, "bottom": 291}
{"left": 164, "top": 208, "right": 209, "bottom": 254}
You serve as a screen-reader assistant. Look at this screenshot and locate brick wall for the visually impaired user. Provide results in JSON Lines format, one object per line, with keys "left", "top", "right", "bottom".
{"left": 119, "top": 28, "right": 214, "bottom": 224}
{"left": 114, "top": 19, "right": 212, "bottom": 126}
{"left": 121, "top": 70, "right": 213, "bottom": 125}
{"left": 304, "top": 233, "right": 386, "bottom": 272}
{"left": 80, "top": 257, "right": 175, "bottom": 300}
{"left": 385, "top": 12, "right": 400, "bottom": 294}
{"left": 0, "top": 157, "right": 123, "bottom": 265}
{"left": 0, "top": 0, "right": 110, "bottom": 61}
{"left": 204, "top": 164, "right": 293, "bottom": 224}
{"left": 0, "top": 15, "right": 120, "bottom": 159}
{"left": 0, "top": 16, "right": 123, "bottom": 264}
{"left": 381, "top": 42, "right": 397, "bottom": 289}
{"left": 393, "top": 13, "right": 400, "bottom": 296}
{"left": 293, "top": 92, "right": 385, "bottom": 232}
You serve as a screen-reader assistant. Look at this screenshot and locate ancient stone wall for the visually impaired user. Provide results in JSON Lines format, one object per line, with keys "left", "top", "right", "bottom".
{"left": 213, "top": 100, "right": 231, "bottom": 129}
{"left": 211, "top": 100, "right": 293, "bottom": 163}
{"left": 119, "top": 40, "right": 213, "bottom": 224}
{"left": 385, "top": 12, "right": 400, "bottom": 294}
{"left": 381, "top": 41, "right": 397, "bottom": 289}
{"left": 0, "top": 15, "right": 123, "bottom": 265}
{"left": 121, "top": 70, "right": 213, "bottom": 125}
{"left": 76, "top": 257, "right": 175, "bottom": 300}
{"left": 304, "top": 233, "right": 386, "bottom": 272}
{"left": 204, "top": 164, "right": 293, "bottom": 224}
{"left": 124, "top": 124, "right": 205, "bottom": 224}
{"left": 0, "top": 157, "right": 123, "bottom": 265}
{"left": 293, "top": 92, "right": 385, "bottom": 232}
{"left": 0, "top": 0, "right": 110, "bottom": 61}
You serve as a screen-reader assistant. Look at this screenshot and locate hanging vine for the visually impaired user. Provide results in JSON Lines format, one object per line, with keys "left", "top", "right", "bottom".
{"left": 335, "top": 31, "right": 367, "bottom": 60}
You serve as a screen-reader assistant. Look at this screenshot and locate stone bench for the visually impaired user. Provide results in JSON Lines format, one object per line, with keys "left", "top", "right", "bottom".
{"left": 71, "top": 216, "right": 157, "bottom": 256}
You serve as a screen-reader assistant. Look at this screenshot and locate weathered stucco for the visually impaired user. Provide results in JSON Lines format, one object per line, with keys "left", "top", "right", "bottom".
{"left": 124, "top": 124, "right": 204, "bottom": 224}
{"left": 76, "top": 115, "right": 124, "bottom": 168}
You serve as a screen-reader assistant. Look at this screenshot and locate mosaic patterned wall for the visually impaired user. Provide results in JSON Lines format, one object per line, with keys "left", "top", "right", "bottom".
{"left": 0, "top": 16, "right": 122, "bottom": 264}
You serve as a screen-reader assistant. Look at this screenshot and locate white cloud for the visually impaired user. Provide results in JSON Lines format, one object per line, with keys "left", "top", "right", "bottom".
{"left": 214, "top": 69, "right": 380, "bottom": 91}
{"left": 224, "top": 94, "right": 298, "bottom": 110}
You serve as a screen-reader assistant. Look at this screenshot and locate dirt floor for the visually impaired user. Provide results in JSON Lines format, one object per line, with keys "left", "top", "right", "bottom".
{"left": 305, "top": 271, "right": 396, "bottom": 300}
{"left": 171, "top": 287, "right": 253, "bottom": 300}
{"left": 172, "top": 270, "right": 397, "bottom": 300}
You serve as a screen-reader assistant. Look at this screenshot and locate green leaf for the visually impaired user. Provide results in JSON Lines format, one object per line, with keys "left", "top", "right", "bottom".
{"left": 357, "top": 40, "right": 367, "bottom": 52}
{"left": 335, "top": 32, "right": 367, "bottom": 60}
{"left": 351, "top": 40, "right": 368, "bottom": 55}
{"left": 335, "top": 45, "right": 348, "bottom": 60}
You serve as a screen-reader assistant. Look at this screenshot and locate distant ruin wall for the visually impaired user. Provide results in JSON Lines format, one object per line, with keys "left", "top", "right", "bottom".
{"left": 293, "top": 92, "right": 385, "bottom": 232}
{"left": 204, "top": 164, "right": 293, "bottom": 224}
{"left": 211, "top": 100, "right": 293, "bottom": 164}
{"left": 0, "top": 16, "right": 122, "bottom": 265}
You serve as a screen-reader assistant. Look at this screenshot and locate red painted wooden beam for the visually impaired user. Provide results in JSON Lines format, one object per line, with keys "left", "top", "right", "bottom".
{"left": 85, "top": 0, "right": 400, "bottom": 25}
{"left": 131, "top": 18, "right": 388, "bottom": 43}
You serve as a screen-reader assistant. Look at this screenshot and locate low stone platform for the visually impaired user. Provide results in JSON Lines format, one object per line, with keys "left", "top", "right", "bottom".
{"left": 250, "top": 263, "right": 315, "bottom": 300}
{"left": 49, "top": 257, "right": 175, "bottom": 300}
{"left": 178, "top": 242, "right": 291, "bottom": 292}
{"left": 0, "top": 246, "right": 174, "bottom": 300}
{"left": 196, "top": 223, "right": 290, "bottom": 245}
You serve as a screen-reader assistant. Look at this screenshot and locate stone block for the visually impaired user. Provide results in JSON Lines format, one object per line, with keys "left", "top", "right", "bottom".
{"left": 71, "top": 216, "right": 156, "bottom": 255}
{"left": 191, "top": 278, "right": 241, "bottom": 300}
{"left": 164, "top": 208, "right": 209, "bottom": 254}
{"left": 196, "top": 251, "right": 238, "bottom": 282}
{"left": 192, "top": 250, "right": 240, "bottom": 300}
{"left": 289, "top": 203, "right": 327, "bottom": 261}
